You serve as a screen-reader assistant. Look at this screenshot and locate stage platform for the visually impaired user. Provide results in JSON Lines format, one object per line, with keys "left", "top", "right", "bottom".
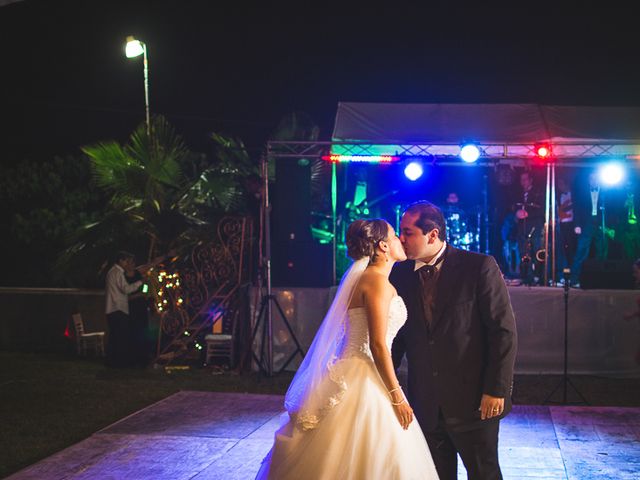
{"left": 7, "top": 391, "right": 639, "bottom": 480}
{"left": 254, "top": 286, "right": 640, "bottom": 377}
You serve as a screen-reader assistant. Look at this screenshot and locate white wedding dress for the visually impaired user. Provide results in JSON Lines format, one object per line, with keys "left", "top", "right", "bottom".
{"left": 256, "top": 296, "right": 439, "bottom": 480}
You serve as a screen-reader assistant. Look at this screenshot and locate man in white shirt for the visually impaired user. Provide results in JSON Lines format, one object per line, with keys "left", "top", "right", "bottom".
{"left": 105, "top": 251, "right": 144, "bottom": 367}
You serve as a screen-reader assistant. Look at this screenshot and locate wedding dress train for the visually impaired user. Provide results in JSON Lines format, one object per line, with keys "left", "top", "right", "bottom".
{"left": 256, "top": 296, "right": 438, "bottom": 480}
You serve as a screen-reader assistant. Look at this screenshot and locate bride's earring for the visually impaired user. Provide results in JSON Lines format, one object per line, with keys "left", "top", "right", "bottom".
{"left": 384, "top": 250, "right": 390, "bottom": 263}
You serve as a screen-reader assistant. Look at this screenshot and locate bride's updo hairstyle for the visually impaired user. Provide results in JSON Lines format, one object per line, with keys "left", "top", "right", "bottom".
{"left": 346, "top": 219, "right": 389, "bottom": 261}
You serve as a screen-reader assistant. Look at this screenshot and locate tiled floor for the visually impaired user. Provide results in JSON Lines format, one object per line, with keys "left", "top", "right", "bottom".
{"left": 7, "top": 392, "right": 640, "bottom": 479}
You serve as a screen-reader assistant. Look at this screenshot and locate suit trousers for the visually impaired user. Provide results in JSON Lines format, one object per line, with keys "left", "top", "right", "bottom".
{"left": 106, "top": 310, "right": 132, "bottom": 368}
{"left": 571, "top": 218, "right": 608, "bottom": 283}
{"left": 425, "top": 409, "right": 502, "bottom": 480}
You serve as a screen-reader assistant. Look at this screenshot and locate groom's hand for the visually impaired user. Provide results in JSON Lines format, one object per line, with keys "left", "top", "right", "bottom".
{"left": 479, "top": 394, "right": 504, "bottom": 420}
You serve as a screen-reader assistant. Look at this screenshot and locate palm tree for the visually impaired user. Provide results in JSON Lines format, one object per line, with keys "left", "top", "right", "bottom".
{"left": 59, "top": 116, "right": 258, "bottom": 284}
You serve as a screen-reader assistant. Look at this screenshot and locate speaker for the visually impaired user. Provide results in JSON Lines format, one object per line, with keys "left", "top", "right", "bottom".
{"left": 580, "top": 259, "right": 634, "bottom": 289}
{"left": 271, "top": 158, "right": 312, "bottom": 244}
{"left": 271, "top": 241, "right": 332, "bottom": 287}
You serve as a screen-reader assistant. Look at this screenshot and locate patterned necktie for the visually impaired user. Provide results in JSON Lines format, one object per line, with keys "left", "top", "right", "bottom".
{"left": 416, "top": 254, "right": 445, "bottom": 325}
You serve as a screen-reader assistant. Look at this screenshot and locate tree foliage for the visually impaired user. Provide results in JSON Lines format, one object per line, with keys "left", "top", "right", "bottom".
{"left": 0, "top": 155, "right": 106, "bottom": 286}
{"left": 58, "top": 116, "right": 259, "bottom": 286}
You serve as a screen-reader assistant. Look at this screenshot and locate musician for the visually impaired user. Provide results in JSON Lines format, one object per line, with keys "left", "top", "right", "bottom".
{"left": 514, "top": 171, "right": 545, "bottom": 284}
{"left": 442, "top": 191, "right": 470, "bottom": 249}
{"left": 570, "top": 171, "right": 611, "bottom": 287}
{"left": 500, "top": 212, "right": 520, "bottom": 279}
{"left": 620, "top": 187, "right": 640, "bottom": 260}
{"left": 556, "top": 176, "right": 577, "bottom": 271}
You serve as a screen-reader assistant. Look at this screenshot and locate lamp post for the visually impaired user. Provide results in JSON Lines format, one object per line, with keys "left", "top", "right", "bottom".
{"left": 125, "top": 36, "right": 150, "bottom": 137}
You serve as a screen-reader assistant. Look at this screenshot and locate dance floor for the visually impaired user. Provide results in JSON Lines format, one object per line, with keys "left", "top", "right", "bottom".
{"left": 7, "top": 391, "right": 640, "bottom": 480}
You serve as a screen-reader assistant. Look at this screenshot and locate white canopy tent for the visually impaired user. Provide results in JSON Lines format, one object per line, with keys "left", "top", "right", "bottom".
{"left": 268, "top": 103, "right": 640, "bottom": 284}
{"left": 325, "top": 103, "right": 640, "bottom": 284}
{"left": 330, "top": 102, "right": 640, "bottom": 161}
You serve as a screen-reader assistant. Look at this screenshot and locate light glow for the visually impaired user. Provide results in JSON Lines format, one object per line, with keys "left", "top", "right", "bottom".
{"left": 599, "top": 163, "right": 625, "bottom": 186}
{"left": 404, "top": 161, "right": 424, "bottom": 181}
{"left": 125, "top": 36, "right": 144, "bottom": 58}
{"left": 535, "top": 143, "right": 552, "bottom": 158}
{"left": 460, "top": 144, "right": 480, "bottom": 163}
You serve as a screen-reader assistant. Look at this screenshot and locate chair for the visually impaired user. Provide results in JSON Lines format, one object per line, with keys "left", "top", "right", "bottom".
{"left": 204, "top": 309, "right": 238, "bottom": 368}
{"left": 72, "top": 313, "right": 106, "bottom": 357}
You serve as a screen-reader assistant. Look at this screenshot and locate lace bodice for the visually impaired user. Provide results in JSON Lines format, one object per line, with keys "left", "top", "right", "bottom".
{"left": 343, "top": 296, "right": 407, "bottom": 360}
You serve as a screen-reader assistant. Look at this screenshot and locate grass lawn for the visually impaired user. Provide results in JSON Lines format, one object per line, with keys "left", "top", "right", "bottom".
{"left": 1, "top": 351, "right": 639, "bottom": 478}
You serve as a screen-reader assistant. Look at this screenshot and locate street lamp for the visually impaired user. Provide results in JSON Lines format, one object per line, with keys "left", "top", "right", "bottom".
{"left": 125, "top": 35, "right": 150, "bottom": 137}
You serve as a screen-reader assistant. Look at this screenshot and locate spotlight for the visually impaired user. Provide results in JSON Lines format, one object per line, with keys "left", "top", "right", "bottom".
{"left": 599, "top": 162, "right": 625, "bottom": 186}
{"left": 460, "top": 144, "right": 480, "bottom": 163}
{"left": 404, "top": 161, "right": 424, "bottom": 181}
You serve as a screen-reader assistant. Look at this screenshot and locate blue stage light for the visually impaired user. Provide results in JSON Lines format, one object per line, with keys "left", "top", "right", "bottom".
{"left": 599, "top": 162, "right": 625, "bottom": 186}
{"left": 404, "top": 161, "right": 424, "bottom": 181}
{"left": 460, "top": 144, "right": 481, "bottom": 163}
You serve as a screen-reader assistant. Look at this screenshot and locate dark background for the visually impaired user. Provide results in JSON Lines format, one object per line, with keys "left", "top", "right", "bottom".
{"left": 2, "top": 1, "right": 640, "bottom": 286}
{"left": 2, "top": 2, "right": 640, "bottom": 158}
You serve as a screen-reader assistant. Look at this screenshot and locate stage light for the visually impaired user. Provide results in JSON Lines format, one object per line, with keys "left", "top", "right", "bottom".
{"left": 599, "top": 162, "right": 625, "bottom": 186}
{"left": 322, "top": 154, "right": 399, "bottom": 163}
{"left": 459, "top": 144, "right": 480, "bottom": 163}
{"left": 404, "top": 161, "right": 424, "bottom": 181}
{"left": 534, "top": 143, "right": 552, "bottom": 159}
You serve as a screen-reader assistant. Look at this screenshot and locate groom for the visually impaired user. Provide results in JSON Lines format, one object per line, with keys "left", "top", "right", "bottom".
{"left": 391, "top": 201, "right": 517, "bottom": 480}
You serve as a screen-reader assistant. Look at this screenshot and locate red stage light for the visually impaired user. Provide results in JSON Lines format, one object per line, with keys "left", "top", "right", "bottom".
{"left": 534, "top": 143, "right": 552, "bottom": 159}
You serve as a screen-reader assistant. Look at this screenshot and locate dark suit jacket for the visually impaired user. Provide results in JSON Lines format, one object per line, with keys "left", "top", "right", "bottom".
{"left": 573, "top": 183, "right": 603, "bottom": 230}
{"left": 390, "top": 246, "right": 517, "bottom": 432}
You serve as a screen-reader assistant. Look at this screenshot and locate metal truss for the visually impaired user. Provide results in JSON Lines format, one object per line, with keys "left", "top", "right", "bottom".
{"left": 268, "top": 140, "right": 640, "bottom": 166}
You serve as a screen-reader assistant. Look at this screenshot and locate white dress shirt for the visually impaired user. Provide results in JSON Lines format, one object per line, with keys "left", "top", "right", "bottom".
{"left": 591, "top": 187, "right": 600, "bottom": 216}
{"left": 414, "top": 241, "right": 447, "bottom": 272}
{"left": 105, "top": 263, "right": 143, "bottom": 314}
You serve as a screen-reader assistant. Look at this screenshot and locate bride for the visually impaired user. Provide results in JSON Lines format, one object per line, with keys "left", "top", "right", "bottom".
{"left": 256, "top": 219, "right": 438, "bottom": 479}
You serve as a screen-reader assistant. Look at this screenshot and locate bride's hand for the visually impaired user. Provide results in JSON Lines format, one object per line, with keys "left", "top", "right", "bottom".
{"left": 393, "top": 401, "right": 414, "bottom": 430}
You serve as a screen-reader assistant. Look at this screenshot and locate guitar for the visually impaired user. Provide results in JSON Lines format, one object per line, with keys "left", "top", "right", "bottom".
{"left": 626, "top": 192, "right": 637, "bottom": 225}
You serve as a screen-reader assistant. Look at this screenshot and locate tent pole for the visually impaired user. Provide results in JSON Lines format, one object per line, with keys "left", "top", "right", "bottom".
{"left": 544, "top": 163, "right": 551, "bottom": 286}
{"left": 331, "top": 161, "right": 337, "bottom": 285}
{"left": 551, "top": 163, "right": 557, "bottom": 285}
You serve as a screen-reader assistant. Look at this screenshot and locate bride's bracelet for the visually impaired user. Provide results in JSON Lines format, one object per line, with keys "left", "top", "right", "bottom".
{"left": 388, "top": 386, "right": 402, "bottom": 395}
{"left": 391, "top": 398, "right": 406, "bottom": 406}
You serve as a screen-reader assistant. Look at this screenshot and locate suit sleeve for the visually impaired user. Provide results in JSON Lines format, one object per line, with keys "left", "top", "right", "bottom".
{"left": 477, "top": 256, "right": 518, "bottom": 397}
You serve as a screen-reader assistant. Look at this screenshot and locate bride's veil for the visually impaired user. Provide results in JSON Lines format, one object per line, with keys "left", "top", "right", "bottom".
{"left": 283, "top": 256, "right": 369, "bottom": 430}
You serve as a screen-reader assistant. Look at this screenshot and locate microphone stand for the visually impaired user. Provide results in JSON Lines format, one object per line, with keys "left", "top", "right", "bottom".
{"left": 520, "top": 227, "right": 536, "bottom": 286}
{"left": 544, "top": 268, "right": 589, "bottom": 405}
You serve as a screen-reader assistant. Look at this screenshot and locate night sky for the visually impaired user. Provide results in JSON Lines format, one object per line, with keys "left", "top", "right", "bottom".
{"left": 2, "top": 1, "right": 640, "bottom": 159}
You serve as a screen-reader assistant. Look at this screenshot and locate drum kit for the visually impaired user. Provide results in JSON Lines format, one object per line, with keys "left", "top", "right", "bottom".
{"left": 311, "top": 194, "right": 482, "bottom": 255}
{"left": 441, "top": 205, "right": 481, "bottom": 252}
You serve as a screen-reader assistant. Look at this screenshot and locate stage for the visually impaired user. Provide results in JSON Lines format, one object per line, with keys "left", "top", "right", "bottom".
{"left": 7, "top": 391, "right": 639, "bottom": 479}
{"left": 256, "top": 286, "right": 640, "bottom": 377}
